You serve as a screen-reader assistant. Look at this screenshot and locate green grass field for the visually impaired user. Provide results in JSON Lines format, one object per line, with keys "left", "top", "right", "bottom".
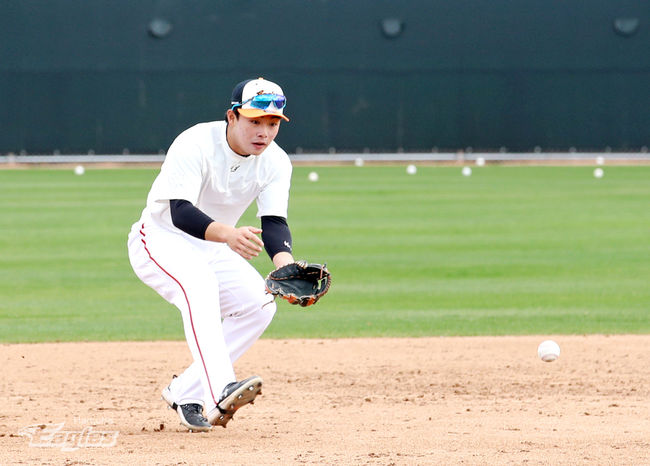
{"left": 0, "top": 165, "right": 648, "bottom": 342}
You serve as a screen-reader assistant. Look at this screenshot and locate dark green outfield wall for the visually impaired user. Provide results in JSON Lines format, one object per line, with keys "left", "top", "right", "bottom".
{"left": 1, "top": 1, "right": 648, "bottom": 154}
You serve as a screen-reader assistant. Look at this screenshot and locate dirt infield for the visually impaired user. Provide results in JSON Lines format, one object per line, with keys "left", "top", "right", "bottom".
{"left": 2, "top": 336, "right": 649, "bottom": 465}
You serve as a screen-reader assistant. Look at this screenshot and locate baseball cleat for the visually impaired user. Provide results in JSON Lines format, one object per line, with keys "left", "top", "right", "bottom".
{"left": 162, "top": 386, "right": 211, "bottom": 432}
{"left": 207, "top": 375, "right": 263, "bottom": 428}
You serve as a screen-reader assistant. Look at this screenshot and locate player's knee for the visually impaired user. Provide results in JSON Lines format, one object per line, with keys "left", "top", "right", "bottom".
{"left": 173, "top": 276, "right": 220, "bottom": 314}
{"left": 240, "top": 293, "right": 276, "bottom": 329}
{"left": 259, "top": 297, "right": 277, "bottom": 327}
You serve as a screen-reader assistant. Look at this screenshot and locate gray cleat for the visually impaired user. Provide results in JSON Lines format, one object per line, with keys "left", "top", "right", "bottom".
{"left": 207, "top": 375, "right": 263, "bottom": 428}
{"left": 162, "top": 385, "right": 211, "bottom": 432}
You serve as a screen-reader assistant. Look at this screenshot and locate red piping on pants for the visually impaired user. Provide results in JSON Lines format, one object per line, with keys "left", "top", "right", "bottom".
{"left": 139, "top": 223, "right": 217, "bottom": 405}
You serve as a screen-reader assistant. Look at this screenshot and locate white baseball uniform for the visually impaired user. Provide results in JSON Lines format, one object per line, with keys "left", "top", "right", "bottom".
{"left": 127, "top": 120, "right": 292, "bottom": 412}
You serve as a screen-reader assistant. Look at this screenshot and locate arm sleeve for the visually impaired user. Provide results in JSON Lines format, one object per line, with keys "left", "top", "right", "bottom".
{"left": 169, "top": 199, "right": 214, "bottom": 240}
{"left": 261, "top": 215, "right": 293, "bottom": 259}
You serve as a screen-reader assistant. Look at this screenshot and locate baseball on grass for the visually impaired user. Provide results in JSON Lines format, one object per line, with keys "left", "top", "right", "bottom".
{"left": 537, "top": 340, "right": 560, "bottom": 362}
{"left": 406, "top": 164, "right": 417, "bottom": 175}
{"left": 593, "top": 168, "right": 604, "bottom": 178}
{"left": 74, "top": 165, "right": 85, "bottom": 175}
{"left": 462, "top": 166, "right": 472, "bottom": 177}
{"left": 308, "top": 171, "right": 319, "bottom": 182}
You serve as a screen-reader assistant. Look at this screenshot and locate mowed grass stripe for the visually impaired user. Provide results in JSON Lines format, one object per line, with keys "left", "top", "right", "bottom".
{"left": 0, "top": 165, "right": 648, "bottom": 342}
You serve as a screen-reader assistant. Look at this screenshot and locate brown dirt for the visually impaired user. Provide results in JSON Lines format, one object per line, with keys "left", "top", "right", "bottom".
{"left": 2, "top": 336, "right": 649, "bottom": 465}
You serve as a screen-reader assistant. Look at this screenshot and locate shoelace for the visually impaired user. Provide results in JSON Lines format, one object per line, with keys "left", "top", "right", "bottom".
{"left": 183, "top": 404, "right": 203, "bottom": 415}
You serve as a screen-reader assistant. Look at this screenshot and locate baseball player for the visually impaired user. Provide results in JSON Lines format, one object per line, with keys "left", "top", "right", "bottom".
{"left": 127, "top": 77, "right": 295, "bottom": 432}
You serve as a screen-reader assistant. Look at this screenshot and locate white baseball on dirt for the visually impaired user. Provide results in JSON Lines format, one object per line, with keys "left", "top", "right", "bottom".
{"left": 538, "top": 340, "right": 560, "bottom": 362}
{"left": 74, "top": 165, "right": 85, "bottom": 175}
{"left": 354, "top": 157, "right": 364, "bottom": 167}
{"left": 308, "top": 171, "right": 319, "bottom": 182}
{"left": 475, "top": 157, "right": 485, "bottom": 166}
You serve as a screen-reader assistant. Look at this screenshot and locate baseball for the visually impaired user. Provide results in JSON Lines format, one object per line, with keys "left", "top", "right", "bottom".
{"left": 462, "top": 166, "right": 472, "bottom": 177}
{"left": 308, "top": 171, "right": 319, "bottom": 182}
{"left": 406, "top": 164, "right": 417, "bottom": 175}
{"left": 74, "top": 165, "right": 85, "bottom": 175}
{"left": 354, "top": 157, "right": 364, "bottom": 167}
{"left": 475, "top": 157, "right": 485, "bottom": 166}
{"left": 537, "top": 340, "right": 560, "bottom": 362}
{"left": 596, "top": 156, "right": 605, "bottom": 165}
{"left": 593, "top": 168, "right": 604, "bottom": 178}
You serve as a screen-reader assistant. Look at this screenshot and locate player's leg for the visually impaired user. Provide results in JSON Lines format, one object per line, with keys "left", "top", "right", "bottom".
{"left": 151, "top": 244, "right": 277, "bottom": 406}
{"left": 164, "top": 364, "right": 203, "bottom": 407}
{"left": 214, "top": 246, "right": 277, "bottom": 363}
{"left": 164, "top": 247, "right": 274, "bottom": 426}
{"left": 197, "top": 246, "right": 275, "bottom": 426}
{"left": 128, "top": 225, "right": 236, "bottom": 411}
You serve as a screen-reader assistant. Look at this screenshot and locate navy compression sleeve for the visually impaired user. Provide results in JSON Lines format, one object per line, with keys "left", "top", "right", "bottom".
{"left": 261, "top": 216, "right": 293, "bottom": 259}
{"left": 169, "top": 199, "right": 214, "bottom": 240}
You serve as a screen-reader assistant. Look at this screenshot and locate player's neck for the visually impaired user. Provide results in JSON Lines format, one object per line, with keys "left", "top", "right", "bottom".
{"left": 225, "top": 122, "right": 251, "bottom": 157}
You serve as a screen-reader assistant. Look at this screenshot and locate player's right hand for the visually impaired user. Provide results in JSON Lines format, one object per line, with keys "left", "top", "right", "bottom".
{"left": 226, "top": 226, "right": 264, "bottom": 260}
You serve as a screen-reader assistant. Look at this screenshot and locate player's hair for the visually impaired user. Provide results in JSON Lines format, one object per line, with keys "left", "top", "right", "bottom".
{"left": 224, "top": 107, "right": 241, "bottom": 121}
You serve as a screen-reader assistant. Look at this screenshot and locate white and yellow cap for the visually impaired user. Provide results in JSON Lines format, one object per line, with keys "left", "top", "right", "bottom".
{"left": 230, "top": 77, "right": 289, "bottom": 121}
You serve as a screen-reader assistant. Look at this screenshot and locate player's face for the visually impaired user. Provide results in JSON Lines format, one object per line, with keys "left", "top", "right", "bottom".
{"left": 227, "top": 111, "right": 282, "bottom": 156}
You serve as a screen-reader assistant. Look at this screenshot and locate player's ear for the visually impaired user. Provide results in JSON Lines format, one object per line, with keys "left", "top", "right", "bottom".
{"left": 226, "top": 108, "right": 240, "bottom": 124}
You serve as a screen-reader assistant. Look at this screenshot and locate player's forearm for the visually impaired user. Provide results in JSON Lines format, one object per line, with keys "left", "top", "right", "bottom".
{"left": 204, "top": 221, "right": 236, "bottom": 243}
{"left": 206, "top": 222, "right": 264, "bottom": 260}
{"left": 169, "top": 199, "right": 214, "bottom": 239}
{"left": 272, "top": 251, "right": 294, "bottom": 269}
{"left": 260, "top": 215, "right": 293, "bottom": 265}
{"left": 169, "top": 199, "right": 239, "bottom": 244}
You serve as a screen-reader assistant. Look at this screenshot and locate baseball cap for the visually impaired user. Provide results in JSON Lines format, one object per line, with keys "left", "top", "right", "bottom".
{"left": 230, "top": 78, "right": 290, "bottom": 122}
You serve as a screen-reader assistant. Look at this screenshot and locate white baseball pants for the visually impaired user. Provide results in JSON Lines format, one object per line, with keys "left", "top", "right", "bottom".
{"left": 127, "top": 221, "right": 276, "bottom": 412}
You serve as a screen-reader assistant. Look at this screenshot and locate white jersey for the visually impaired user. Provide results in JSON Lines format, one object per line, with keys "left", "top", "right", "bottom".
{"left": 140, "top": 120, "right": 292, "bottom": 232}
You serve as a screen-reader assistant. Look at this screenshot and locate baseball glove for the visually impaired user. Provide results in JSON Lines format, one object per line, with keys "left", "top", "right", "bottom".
{"left": 265, "top": 261, "right": 331, "bottom": 307}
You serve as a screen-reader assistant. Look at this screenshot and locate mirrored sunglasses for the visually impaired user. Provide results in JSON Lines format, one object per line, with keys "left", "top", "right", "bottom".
{"left": 235, "top": 93, "right": 286, "bottom": 111}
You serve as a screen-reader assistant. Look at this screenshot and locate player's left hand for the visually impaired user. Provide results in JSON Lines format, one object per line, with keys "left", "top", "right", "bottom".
{"left": 265, "top": 261, "right": 331, "bottom": 307}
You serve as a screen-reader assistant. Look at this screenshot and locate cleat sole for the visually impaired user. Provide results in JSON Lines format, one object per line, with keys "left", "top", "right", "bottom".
{"left": 208, "top": 376, "right": 263, "bottom": 427}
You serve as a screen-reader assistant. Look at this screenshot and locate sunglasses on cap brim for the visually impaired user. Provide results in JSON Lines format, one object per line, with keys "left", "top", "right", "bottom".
{"left": 232, "top": 93, "right": 287, "bottom": 111}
